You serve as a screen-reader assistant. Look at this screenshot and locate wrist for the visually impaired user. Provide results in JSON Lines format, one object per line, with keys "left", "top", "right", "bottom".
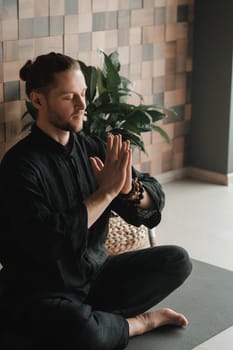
{"left": 96, "top": 187, "right": 115, "bottom": 203}
{"left": 119, "top": 184, "right": 133, "bottom": 196}
{"left": 118, "top": 178, "right": 144, "bottom": 206}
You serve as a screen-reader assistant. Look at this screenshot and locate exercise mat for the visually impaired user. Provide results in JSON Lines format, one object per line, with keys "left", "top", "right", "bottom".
{"left": 126, "top": 259, "right": 233, "bottom": 350}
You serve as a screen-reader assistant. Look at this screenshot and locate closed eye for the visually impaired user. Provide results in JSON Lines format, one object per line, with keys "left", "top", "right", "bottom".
{"left": 63, "top": 95, "right": 73, "bottom": 100}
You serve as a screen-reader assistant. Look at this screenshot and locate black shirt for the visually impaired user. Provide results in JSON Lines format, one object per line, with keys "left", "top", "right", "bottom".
{"left": 0, "top": 125, "right": 165, "bottom": 299}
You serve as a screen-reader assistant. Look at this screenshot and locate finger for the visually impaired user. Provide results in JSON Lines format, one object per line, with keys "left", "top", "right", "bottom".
{"left": 94, "top": 156, "right": 104, "bottom": 170}
{"left": 119, "top": 140, "right": 128, "bottom": 161}
{"left": 119, "top": 143, "right": 130, "bottom": 170}
{"left": 125, "top": 139, "right": 130, "bottom": 152}
{"left": 90, "top": 157, "right": 102, "bottom": 172}
{"left": 111, "top": 135, "right": 120, "bottom": 160}
{"left": 121, "top": 143, "right": 132, "bottom": 181}
{"left": 117, "top": 134, "right": 122, "bottom": 159}
{"left": 107, "top": 133, "right": 113, "bottom": 150}
{"left": 105, "top": 134, "right": 113, "bottom": 163}
{"left": 125, "top": 140, "right": 132, "bottom": 180}
{"left": 126, "top": 148, "right": 132, "bottom": 178}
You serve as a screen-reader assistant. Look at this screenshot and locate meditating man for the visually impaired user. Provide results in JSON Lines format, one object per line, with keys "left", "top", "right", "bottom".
{"left": 0, "top": 52, "right": 192, "bottom": 349}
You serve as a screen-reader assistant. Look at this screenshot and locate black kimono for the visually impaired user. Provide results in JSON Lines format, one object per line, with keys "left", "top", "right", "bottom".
{"left": 0, "top": 125, "right": 191, "bottom": 350}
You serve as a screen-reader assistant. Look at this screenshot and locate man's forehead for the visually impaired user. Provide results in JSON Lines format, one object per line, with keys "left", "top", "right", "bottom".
{"left": 52, "top": 70, "right": 87, "bottom": 89}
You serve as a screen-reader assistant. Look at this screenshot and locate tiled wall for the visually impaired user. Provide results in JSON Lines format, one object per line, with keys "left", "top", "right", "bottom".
{"left": 0, "top": 0, "right": 194, "bottom": 175}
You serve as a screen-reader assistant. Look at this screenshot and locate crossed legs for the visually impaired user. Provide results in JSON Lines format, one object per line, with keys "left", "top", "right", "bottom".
{"left": 1, "top": 245, "right": 191, "bottom": 350}
{"left": 87, "top": 245, "right": 192, "bottom": 338}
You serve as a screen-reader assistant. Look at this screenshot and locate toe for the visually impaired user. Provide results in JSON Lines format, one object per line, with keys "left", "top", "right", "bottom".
{"left": 178, "top": 314, "right": 189, "bottom": 327}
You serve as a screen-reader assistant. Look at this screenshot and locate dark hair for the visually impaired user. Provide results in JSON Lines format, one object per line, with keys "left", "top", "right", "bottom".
{"left": 19, "top": 52, "right": 80, "bottom": 97}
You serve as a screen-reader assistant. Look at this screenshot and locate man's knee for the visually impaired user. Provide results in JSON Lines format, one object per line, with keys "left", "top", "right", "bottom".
{"left": 166, "top": 245, "right": 192, "bottom": 283}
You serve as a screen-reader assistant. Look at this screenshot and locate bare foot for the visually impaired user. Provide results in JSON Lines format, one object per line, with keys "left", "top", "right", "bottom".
{"left": 127, "top": 308, "right": 188, "bottom": 337}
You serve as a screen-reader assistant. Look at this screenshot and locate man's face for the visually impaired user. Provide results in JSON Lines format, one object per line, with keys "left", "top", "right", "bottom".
{"left": 40, "top": 68, "right": 87, "bottom": 133}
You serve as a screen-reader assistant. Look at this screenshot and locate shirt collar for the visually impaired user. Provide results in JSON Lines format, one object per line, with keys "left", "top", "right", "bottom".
{"left": 31, "top": 123, "right": 76, "bottom": 155}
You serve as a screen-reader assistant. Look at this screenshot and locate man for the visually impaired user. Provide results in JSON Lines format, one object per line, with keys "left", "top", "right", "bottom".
{"left": 0, "top": 52, "right": 192, "bottom": 349}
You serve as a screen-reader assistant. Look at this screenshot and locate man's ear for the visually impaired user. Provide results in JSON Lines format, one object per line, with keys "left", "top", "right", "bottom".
{"left": 30, "top": 91, "right": 43, "bottom": 109}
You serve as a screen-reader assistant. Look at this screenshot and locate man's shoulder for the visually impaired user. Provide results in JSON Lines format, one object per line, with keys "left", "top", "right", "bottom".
{"left": 1, "top": 133, "right": 34, "bottom": 168}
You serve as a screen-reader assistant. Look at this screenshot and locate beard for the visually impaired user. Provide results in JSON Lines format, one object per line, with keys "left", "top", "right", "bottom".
{"left": 47, "top": 111, "right": 84, "bottom": 133}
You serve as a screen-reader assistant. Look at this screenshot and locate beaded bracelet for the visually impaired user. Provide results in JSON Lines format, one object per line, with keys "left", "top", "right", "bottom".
{"left": 118, "top": 177, "right": 144, "bottom": 205}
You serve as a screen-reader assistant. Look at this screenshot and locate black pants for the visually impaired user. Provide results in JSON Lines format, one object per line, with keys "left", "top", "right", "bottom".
{"left": 1, "top": 245, "right": 192, "bottom": 350}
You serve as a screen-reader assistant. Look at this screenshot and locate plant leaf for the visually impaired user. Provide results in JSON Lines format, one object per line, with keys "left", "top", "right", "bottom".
{"left": 21, "top": 111, "right": 29, "bottom": 120}
{"left": 146, "top": 109, "right": 166, "bottom": 122}
{"left": 151, "top": 125, "right": 170, "bottom": 143}
{"left": 109, "top": 51, "right": 121, "bottom": 72}
{"left": 90, "top": 102, "right": 132, "bottom": 116}
{"left": 78, "top": 60, "right": 98, "bottom": 103}
{"left": 111, "top": 128, "right": 146, "bottom": 153}
{"left": 99, "top": 50, "right": 121, "bottom": 91}
{"left": 97, "top": 68, "right": 107, "bottom": 96}
{"left": 21, "top": 120, "right": 34, "bottom": 132}
{"left": 124, "top": 109, "right": 152, "bottom": 124}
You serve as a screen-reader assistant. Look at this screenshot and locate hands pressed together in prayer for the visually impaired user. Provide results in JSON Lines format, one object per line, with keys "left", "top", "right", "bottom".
{"left": 90, "top": 134, "right": 132, "bottom": 198}
{"left": 84, "top": 134, "right": 133, "bottom": 228}
{"left": 85, "top": 134, "right": 154, "bottom": 228}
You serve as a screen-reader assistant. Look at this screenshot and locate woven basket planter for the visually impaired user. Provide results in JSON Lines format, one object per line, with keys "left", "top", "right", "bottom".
{"left": 105, "top": 214, "right": 150, "bottom": 255}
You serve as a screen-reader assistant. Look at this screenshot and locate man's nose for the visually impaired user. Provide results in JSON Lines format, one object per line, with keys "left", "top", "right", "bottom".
{"left": 74, "top": 94, "right": 86, "bottom": 109}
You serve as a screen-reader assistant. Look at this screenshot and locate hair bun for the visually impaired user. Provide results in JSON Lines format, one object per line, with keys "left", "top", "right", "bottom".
{"left": 19, "top": 60, "right": 33, "bottom": 81}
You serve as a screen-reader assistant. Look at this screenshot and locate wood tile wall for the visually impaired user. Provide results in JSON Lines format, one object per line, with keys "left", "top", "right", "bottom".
{"left": 0, "top": 0, "right": 194, "bottom": 175}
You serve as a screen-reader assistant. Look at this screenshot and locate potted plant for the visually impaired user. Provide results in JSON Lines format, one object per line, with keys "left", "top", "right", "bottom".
{"left": 78, "top": 49, "right": 171, "bottom": 153}
{"left": 21, "top": 49, "right": 174, "bottom": 254}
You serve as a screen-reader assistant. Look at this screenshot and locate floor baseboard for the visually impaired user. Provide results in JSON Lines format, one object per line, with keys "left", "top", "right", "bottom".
{"left": 155, "top": 167, "right": 232, "bottom": 186}
{"left": 155, "top": 168, "right": 188, "bottom": 184}
{"left": 187, "top": 167, "right": 228, "bottom": 185}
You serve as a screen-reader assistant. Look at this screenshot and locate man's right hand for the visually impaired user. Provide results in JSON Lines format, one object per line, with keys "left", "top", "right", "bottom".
{"left": 89, "top": 134, "right": 132, "bottom": 199}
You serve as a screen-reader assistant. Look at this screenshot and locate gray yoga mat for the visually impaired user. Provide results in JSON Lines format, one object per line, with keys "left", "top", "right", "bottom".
{"left": 126, "top": 259, "right": 233, "bottom": 350}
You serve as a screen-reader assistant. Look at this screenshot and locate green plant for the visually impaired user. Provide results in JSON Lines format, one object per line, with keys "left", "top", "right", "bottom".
{"left": 22, "top": 49, "right": 172, "bottom": 153}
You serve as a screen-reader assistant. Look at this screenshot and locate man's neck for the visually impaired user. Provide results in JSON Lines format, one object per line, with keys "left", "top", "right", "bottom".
{"left": 36, "top": 121, "right": 70, "bottom": 146}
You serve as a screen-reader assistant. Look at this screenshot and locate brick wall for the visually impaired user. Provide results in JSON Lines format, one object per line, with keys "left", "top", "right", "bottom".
{"left": 0, "top": 0, "right": 194, "bottom": 175}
